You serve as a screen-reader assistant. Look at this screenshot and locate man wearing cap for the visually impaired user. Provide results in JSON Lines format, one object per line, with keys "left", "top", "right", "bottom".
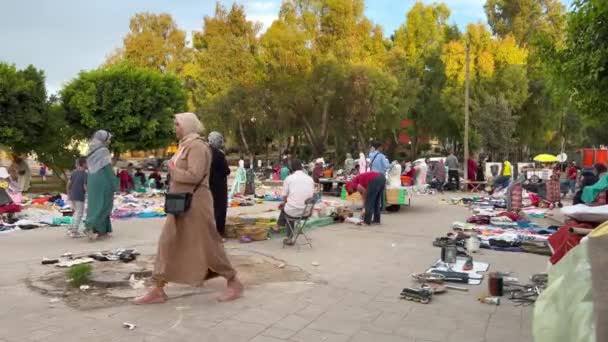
{"left": 345, "top": 171, "right": 386, "bottom": 225}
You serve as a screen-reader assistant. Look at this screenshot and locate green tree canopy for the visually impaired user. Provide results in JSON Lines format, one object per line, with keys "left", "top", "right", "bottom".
{"left": 0, "top": 63, "right": 79, "bottom": 181}
{"left": 61, "top": 63, "right": 186, "bottom": 154}
{"left": 106, "top": 13, "right": 189, "bottom": 74}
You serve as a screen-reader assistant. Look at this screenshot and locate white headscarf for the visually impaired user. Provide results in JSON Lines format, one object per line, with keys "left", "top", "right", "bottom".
{"left": 175, "top": 112, "right": 203, "bottom": 139}
{"left": 87, "top": 130, "right": 112, "bottom": 174}
{"left": 173, "top": 113, "right": 203, "bottom": 162}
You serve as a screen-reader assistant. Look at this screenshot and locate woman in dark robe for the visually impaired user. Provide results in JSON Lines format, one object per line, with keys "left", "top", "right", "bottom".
{"left": 208, "top": 132, "right": 231, "bottom": 237}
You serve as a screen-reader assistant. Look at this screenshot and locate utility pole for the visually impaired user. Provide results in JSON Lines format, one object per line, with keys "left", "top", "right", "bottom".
{"left": 463, "top": 43, "right": 470, "bottom": 188}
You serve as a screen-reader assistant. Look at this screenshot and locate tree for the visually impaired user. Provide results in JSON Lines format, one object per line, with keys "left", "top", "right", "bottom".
{"left": 441, "top": 24, "right": 529, "bottom": 157}
{"left": 559, "top": 0, "right": 608, "bottom": 122}
{"left": 0, "top": 63, "right": 47, "bottom": 153}
{"left": 0, "top": 63, "right": 78, "bottom": 182}
{"left": 185, "top": 3, "right": 263, "bottom": 157}
{"left": 61, "top": 63, "right": 187, "bottom": 155}
{"left": 390, "top": 1, "right": 452, "bottom": 158}
{"left": 484, "top": 0, "right": 566, "bottom": 47}
{"left": 105, "top": 13, "right": 189, "bottom": 74}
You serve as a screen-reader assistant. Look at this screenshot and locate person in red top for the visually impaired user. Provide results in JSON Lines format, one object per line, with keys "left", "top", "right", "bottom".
{"left": 567, "top": 161, "right": 578, "bottom": 195}
{"left": 345, "top": 171, "right": 386, "bottom": 225}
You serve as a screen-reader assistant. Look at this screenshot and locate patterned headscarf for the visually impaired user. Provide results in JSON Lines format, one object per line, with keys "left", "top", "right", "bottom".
{"left": 208, "top": 131, "right": 224, "bottom": 150}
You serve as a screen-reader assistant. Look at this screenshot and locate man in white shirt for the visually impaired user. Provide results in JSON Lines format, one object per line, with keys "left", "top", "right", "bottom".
{"left": 277, "top": 159, "right": 315, "bottom": 245}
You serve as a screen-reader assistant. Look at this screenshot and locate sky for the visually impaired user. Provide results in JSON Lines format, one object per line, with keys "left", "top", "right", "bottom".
{"left": 0, "top": 0, "right": 574, "bottom": 94}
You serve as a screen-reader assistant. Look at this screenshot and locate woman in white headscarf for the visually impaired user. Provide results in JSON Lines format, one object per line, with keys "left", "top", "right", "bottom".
{"left": 85, "top": 130, "right": 116, "bottom": 240}
{"left": 134, "top": 113, "right": 242, "bottom": 305}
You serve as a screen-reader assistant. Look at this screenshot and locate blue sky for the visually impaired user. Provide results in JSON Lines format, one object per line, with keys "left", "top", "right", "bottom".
{"left": 0, "top": 0, "right": 574, "bottom": 93}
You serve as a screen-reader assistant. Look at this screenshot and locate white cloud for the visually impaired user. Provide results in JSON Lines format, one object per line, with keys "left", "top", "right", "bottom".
{"left": 241, "top": 0, "right": 279, "bottom": 32}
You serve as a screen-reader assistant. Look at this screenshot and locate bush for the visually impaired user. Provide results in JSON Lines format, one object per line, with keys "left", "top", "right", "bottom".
{"left": 67, "top": 264, "right": 92, "bottom": 287}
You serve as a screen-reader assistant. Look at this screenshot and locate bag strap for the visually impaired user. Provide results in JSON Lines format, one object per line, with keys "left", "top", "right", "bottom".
{"left": 369, "top": 152, "right": 380, "bottom": 171}
{"left": 191, "top": 138, "right": 210, "bottom": 193}
{"left": 169, "top": 138, "right": 209, "bottom": 193}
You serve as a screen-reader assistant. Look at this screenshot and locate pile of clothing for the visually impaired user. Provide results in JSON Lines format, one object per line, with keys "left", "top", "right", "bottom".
{"left": 111, "top": 193, "right": 166, "bottom": 219}
{"left": 444, "top": 207, "right": 556, "bottom": 255}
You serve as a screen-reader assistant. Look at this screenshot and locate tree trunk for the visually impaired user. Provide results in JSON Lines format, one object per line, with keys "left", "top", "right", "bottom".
{"left": 238, "top": 120, "right": 251, "bottom": 157}
{"left": 302, "top": 117, "right": 325, "bottom": 156}
{"left": 47, "top": 164, "right": 68, "bottom": 186}
{"left": 320, "top": 100, "right": 329, "bottom": 147}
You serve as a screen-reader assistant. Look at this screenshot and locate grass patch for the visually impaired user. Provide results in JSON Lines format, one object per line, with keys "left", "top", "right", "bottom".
{"left": 67, "top": 264, "right": 92, "bottom": 288}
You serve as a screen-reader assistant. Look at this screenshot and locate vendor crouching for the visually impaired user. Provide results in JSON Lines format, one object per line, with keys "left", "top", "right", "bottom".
{"left": 345, "top": 171, "right": 387, "bottom": 225}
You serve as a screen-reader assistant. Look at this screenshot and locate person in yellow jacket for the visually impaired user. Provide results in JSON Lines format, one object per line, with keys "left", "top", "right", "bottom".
{"left": 493, "top": 159, "right": 512, "bottom": 190}
{"left": 502, "top": 160, "right": 512, "bottom": 177}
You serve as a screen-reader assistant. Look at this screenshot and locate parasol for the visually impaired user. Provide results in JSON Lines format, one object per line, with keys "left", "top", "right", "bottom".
{"left": 533, "top": 154, "right": 559, "bottom": 163}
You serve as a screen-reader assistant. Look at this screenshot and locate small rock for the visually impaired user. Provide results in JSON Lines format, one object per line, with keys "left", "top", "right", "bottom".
{"left": 311, "top": 261, "right": 320, "bottom": 267}
{"left": 277, "top": 263, "right": 286, "bottom": 268}
{"left": 49, "top": 298, "right": 60, "bottom": 303}
{"left": 80, "top": 285, "right": 90, "bottom": 291}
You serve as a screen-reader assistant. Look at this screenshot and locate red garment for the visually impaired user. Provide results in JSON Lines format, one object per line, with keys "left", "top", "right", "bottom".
{"left": 510, "top": 182, "right": 523, "bottom": 211}
{"left": 313, "top": 165, "right": 324, "bottom": 183}
{"left": 547, "top": 220, "right": 595, "bottom": 264}
{"left": 0, "top": 203, "right": 21, "bottom": 214}
{"left": 32, "top": 196, "right": 51, "bottom": 205}
{"left": 567, "top": 166, "right": 578, "bottom": 180}
{"left": 118, "top": 170, "right": 134, "bottom": 192}
{"left": 467, "top": 159, "right": 477, "bottom": 181}
{"left": 546, "top": 172, "right": 561, "bottom": 203}
{"left": 347, "top": 172, "right": 382, "bottom": 191}
{"left": 497, "top": 211, "right": 520, "bottom": 221}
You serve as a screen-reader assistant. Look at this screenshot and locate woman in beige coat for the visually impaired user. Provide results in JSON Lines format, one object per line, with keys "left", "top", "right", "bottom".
{"left": 134, "top": 112, "right": 243, "bottom": 305}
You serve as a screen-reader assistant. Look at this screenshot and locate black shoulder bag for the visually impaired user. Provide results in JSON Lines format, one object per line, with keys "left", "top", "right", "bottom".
{"left": 164, "top": 181, "right": 203, "bottom": 215}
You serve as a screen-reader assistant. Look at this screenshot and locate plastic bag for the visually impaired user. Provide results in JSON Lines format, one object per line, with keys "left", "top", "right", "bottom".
{"left": 533, "top": 239, "right": 595, "bottom": 342}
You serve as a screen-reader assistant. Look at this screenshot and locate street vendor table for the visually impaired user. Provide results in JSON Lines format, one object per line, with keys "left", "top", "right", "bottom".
{"left": 262, "top": 180, "right": 283, "bottom": 187}
{"left": 464, "top": 181, "right": 487, "bottom": 192}
{"left": 385, "top": 187, "right": 410, "bottom": 206}
{"left": 318, "top": 178, "right": 349, "bottom": 196}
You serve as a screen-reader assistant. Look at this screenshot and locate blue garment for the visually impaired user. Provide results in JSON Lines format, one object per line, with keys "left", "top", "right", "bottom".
{"left": 368, "top": 150, "right": 390, "bottom": 173}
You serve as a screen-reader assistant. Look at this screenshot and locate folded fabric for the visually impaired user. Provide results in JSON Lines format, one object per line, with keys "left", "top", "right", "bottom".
{"left": 561, "top": 204, "right": 608, "bottom": 223}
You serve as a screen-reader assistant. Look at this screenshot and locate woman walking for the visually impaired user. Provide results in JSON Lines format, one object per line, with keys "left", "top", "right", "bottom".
{"left": 134, "top": 113, "right": 243, "bottom": 305}
{"left": 208, "top": 131, "right": 231, "bottom": 237}
{"left": 85, "top": 130, "right": 116, "bottom": 241}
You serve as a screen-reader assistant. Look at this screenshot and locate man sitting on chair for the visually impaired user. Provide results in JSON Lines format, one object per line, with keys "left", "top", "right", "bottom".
{"left": 277, "top": 159, "right": 315, "bottom": 245}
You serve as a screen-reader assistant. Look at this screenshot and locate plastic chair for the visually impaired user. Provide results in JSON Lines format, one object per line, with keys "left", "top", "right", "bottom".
{"left": 282, "top": 197, "right": 316, "bottom": 249}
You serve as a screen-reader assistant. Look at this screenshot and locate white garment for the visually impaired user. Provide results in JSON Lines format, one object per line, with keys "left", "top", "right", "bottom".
{"left": 71, "top": 200, "right": 85, "bottom": 233}
{"left": 282, "top": 170, "right": 315, "bottom": 217}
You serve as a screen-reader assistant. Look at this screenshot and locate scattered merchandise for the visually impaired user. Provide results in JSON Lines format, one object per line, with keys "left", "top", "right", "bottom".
{"left": 89, "top": 249, "right": 139, "bottom": 263}
{"left": 479, "top": 296, "right": 500, "bottom": 305}
{"left": 427, "top": 258, "right": 489, "bottom": 285}
{"left": 400, "top": 287, "right": 433, "bottom": 304}
{"left": 122, "top": 322, "right": 136, "bottom": 330}
{"left": 56, "top": 257, "right": 94, "bottom": 268}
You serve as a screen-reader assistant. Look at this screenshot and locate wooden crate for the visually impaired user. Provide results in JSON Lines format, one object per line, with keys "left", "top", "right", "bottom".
{"left": 386, "top": 188, "right": 408, "bottom": 205}
{"left": 235, "top": 225, "right": 269, "bottom": 241}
